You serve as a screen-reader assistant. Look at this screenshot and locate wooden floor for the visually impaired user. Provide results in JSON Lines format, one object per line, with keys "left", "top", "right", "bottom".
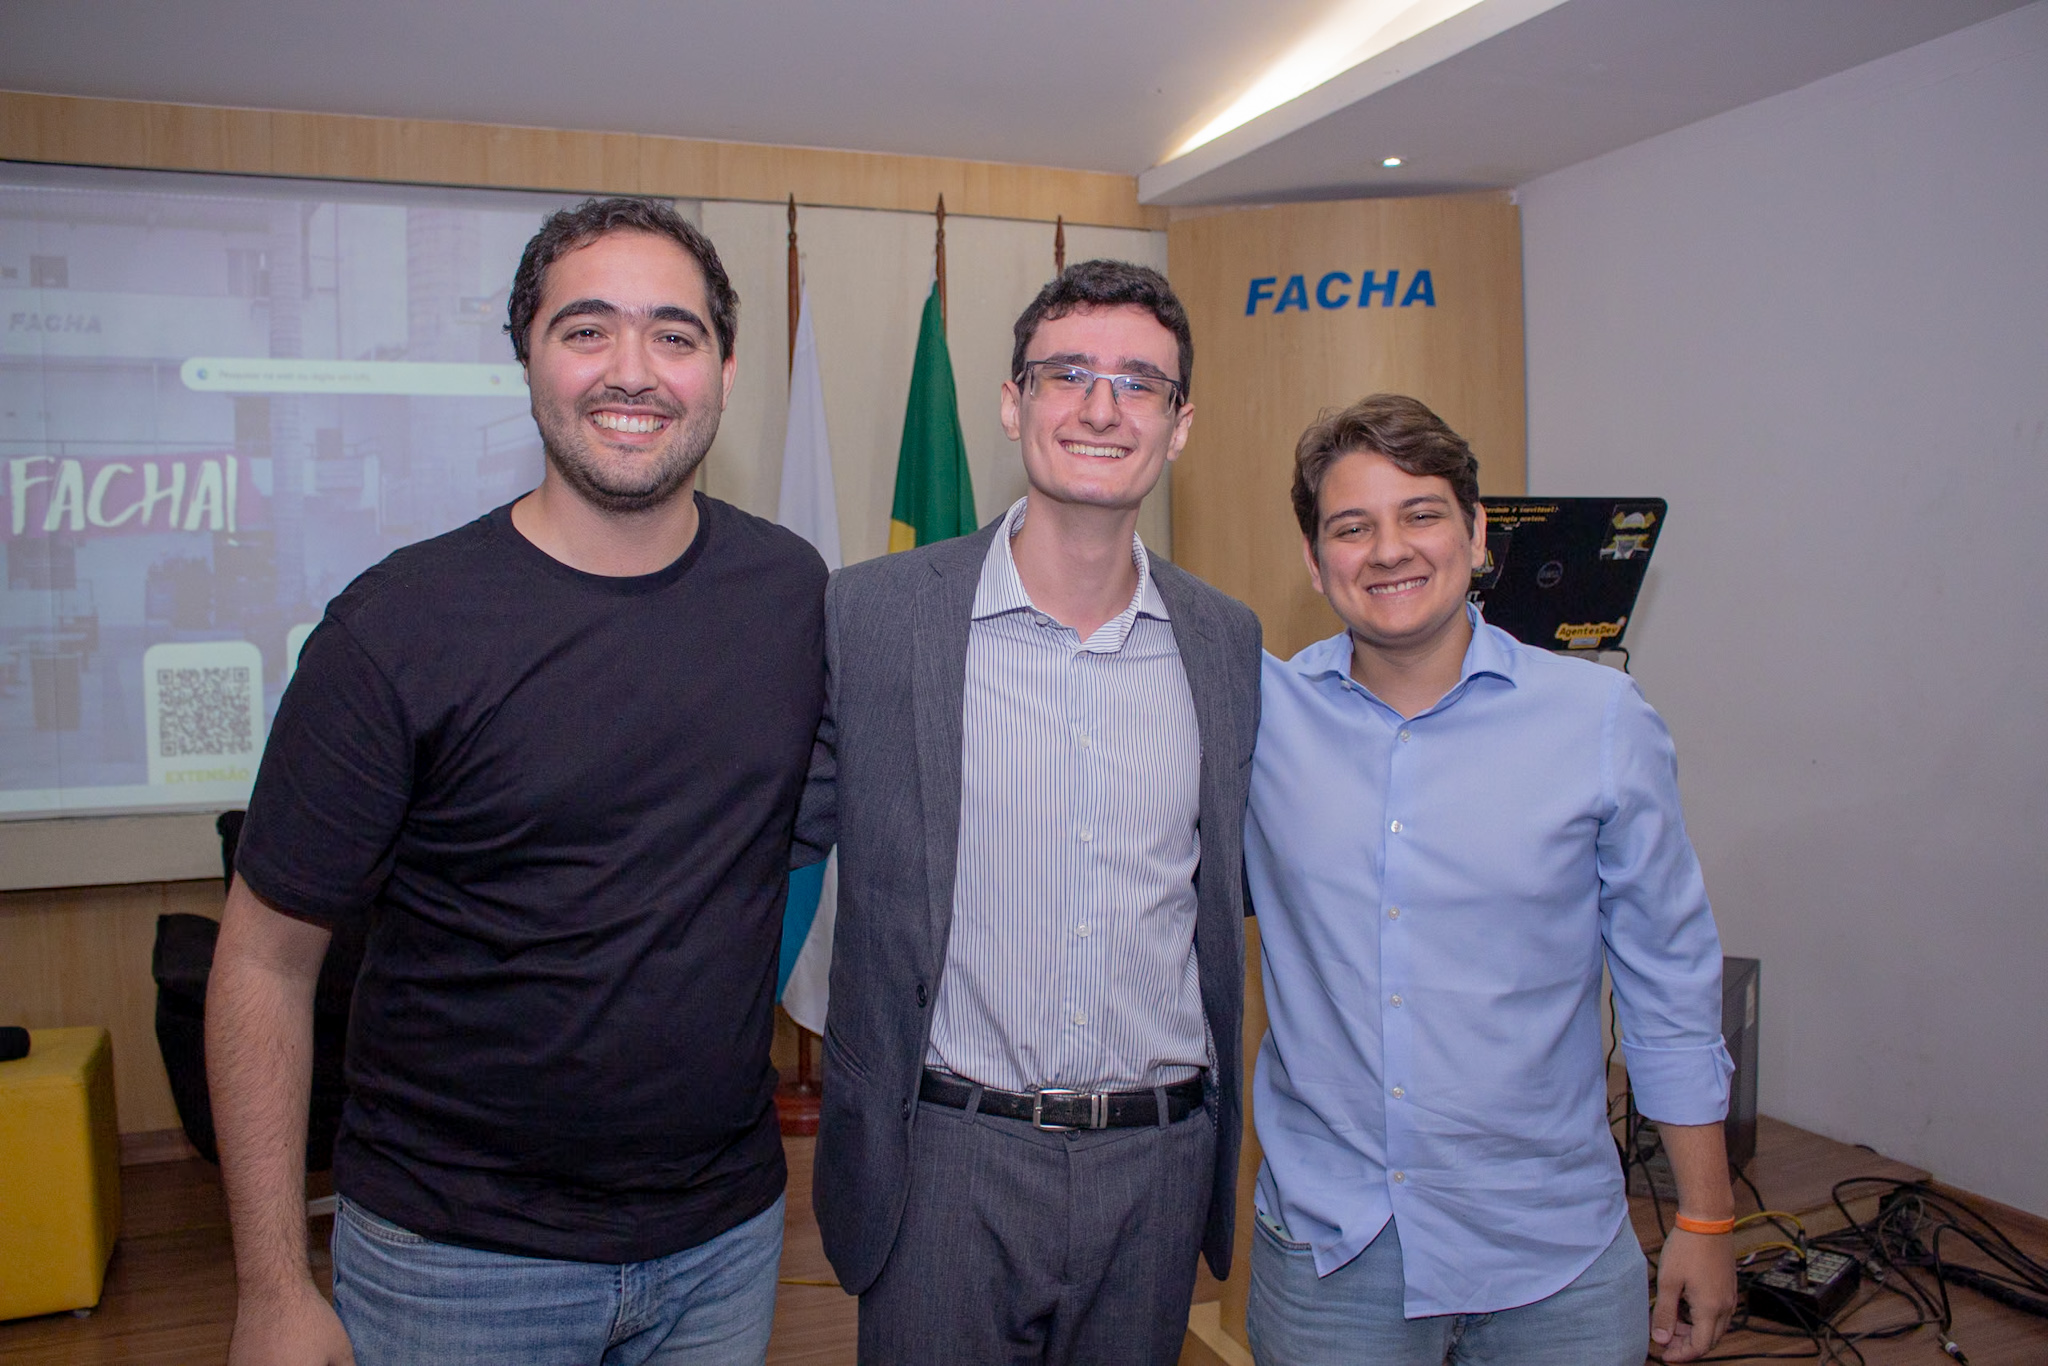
{"left": 3, "top": 1124, "right": 2042, "bottom": 1365}
{"left": 1630, "top": 1116, "right": 2048, "bottom": 1365}
{"left": 0, "top": 1139, "right": 857, "bottom": 1366}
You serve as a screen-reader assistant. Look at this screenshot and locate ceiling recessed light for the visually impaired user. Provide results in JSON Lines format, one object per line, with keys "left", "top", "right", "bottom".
{"left": 1382, "top": 156, "right": 1404, "bottom": 168}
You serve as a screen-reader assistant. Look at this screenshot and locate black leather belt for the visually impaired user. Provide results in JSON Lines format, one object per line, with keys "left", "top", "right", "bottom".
{"left": 919, "top": 1067, "right": 1204, "bottom": 1130}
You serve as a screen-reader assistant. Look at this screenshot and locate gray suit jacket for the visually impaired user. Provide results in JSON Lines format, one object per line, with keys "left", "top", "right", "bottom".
{"left": 793, "top": 518, "right": 1262, "bottom": 1294}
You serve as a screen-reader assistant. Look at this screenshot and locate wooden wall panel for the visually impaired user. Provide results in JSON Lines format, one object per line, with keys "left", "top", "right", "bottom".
{"left": 0, "top": 90, "right": 1166, "bottom": 229}
{"left": 0, "top": 880, "right": 226, "bottom": 1137}
{"left": 1169, "top": 195, "right": 1526, "bottom": 659}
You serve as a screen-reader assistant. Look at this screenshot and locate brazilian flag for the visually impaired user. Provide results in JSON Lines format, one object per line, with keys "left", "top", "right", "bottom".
{"left": 888, "top": 282, "right": 977, "bottom": 552}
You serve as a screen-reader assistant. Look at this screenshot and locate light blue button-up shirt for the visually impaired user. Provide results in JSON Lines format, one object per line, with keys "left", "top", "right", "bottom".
{"left": 1246, "top": 608, "right": 1732, "bottom": 1316}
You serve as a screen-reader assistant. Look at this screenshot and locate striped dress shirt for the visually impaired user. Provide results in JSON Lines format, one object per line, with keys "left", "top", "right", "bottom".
{"left": 927, "top": 497, "right": 1207, "bottom": 1093}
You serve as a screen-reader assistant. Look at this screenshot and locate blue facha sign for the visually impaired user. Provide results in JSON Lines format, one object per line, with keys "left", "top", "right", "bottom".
{"left": 1246, "top": 270, "right": 1435, "bottom": 315}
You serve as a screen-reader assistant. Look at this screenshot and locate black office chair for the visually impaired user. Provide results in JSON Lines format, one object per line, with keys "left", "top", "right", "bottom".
{"left": 150, "top": 811, "right": 363, "bottom": 1169}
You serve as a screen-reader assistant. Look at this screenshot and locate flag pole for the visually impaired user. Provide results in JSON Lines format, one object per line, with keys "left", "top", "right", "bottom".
{"left": 935, "top": 194, "right": 948, "bottom": 331}
{"left": 786, "top": 194, "right": 800, "bottom": 376}
{"left": 1054, "top": 214, "right": 1066, "bottom": 274}
{"left": 776, "top": 190, "right": 825, "bottom": 1136}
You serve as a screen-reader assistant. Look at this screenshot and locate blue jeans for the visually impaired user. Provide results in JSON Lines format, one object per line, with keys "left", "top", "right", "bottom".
{"left": 332, "top": 1193, "right": 783, "bottom": 1366}
{"left": 1247, "top": 1212, "right": 1648, "bottom": 1366}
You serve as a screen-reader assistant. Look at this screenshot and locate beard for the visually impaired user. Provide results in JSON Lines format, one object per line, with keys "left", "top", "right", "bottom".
{"left": 533, "top": 389, "right": 721, "bottom": 515}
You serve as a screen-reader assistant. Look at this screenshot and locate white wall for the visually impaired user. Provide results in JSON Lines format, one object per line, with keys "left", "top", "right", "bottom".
{"left": 1520, "top": 4, "right": 2048, "bottom": 1214}
{"left": 696, "top": 202, "right": 1170, "bottom": 563}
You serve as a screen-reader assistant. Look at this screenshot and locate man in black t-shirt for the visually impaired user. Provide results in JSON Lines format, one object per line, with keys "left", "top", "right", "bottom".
{"left": 207, "top": 198, "right": 825, "bottom": 1366}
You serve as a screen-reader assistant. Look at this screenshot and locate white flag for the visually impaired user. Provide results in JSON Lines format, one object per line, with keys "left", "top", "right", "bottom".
{"left": 777, "top": 287, "right": 842, "bottom": 571}
{"left": 782, "top": 852, "right": 837, "bottom": 1036}
{"left": 777, "top": 285, "right": 839, "bottom": 1036}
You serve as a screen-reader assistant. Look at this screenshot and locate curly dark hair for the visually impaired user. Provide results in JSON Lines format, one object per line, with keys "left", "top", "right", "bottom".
{"left": 1010, "top": 259, "right": 1193, "bottom": 399}
{"left": 1291, "top": 394, "right": 1481, "bottom": 541}
{"left": 504, "top": 197, "right": 738, "bottom": 363}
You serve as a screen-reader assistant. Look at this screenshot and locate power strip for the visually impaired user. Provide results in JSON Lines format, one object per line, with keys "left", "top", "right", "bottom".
{"left": 1747, "top": 1249, "right": 1861, "bottom": 1329}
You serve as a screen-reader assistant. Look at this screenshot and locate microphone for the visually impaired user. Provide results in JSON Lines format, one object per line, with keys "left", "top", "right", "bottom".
{"left": 0, "top": 1027, "right": 29, "bottom": 1063}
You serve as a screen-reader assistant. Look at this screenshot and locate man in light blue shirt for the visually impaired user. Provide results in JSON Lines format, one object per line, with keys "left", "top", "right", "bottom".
{"left": 1244, "top": 394, "right": 1737, "bottom": 1364}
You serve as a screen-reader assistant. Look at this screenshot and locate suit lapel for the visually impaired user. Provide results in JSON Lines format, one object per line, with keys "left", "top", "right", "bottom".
{"left": 910, "top": 527, "right": 993, "bottom": 961}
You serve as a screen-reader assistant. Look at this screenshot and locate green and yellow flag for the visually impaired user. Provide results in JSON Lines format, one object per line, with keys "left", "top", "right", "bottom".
{"left": 888, "top": 282, "right": 977, "bottom": 552}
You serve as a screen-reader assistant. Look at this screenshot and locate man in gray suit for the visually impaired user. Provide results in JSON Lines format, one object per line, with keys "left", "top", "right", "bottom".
{"left": 794, "top": 260, "right": 1260, "bottom": 1364}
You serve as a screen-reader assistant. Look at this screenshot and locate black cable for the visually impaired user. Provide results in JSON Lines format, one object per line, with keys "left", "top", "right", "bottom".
{"left": 1828, "top": 1178, "right": 2048, "bottom": 1303}
{"left": 1940, "top": 1264, "right": 2048, "bottom": 1315}
{"left": 1605, "top": 992, "right": 1626, "bottom": 1125}
{"left": 1917, "top": 1188, "right": 2048, "bottom": 1286}
{"left": 1820, "top": 1183, "right": 1948, "bottom": 1334}
{"left": 1624, "top": 1088, "right": 1670, "bottom": 1242}
{"left": 1638, "top": 1163, "right": 2047, "bottom": 1362}
{"left": 1671, "top": 1171, "right": 2048, "bottom": 1362}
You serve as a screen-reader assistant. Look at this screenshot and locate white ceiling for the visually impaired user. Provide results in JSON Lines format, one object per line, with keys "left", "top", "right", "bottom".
{"left": 1142, "top": 0, "right": 2033, "bottom": 204}
{"left": 0, "top": 0, "right": 2029, "bottom": 207}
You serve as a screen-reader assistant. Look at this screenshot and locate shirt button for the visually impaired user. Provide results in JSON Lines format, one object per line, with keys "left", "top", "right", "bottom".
{"left": 1392, "top": 1171, "right": 1406, "bottom": 1183}
{"left": 1389, "top": 819, "right": 1403, "bottom": 833}
{"left": 1073, "top": 1012, "right": 1087, "bottom": 1026}
{"left": 1398, "top": 729, "right": 1412, "bottom": 742}
{"left": 1388, "top": 907, "right": 1400, "bottom": 919}
{"left": 1078, "top": 829, "right": 1093, "bottom": 842}
{"left": 1391, "top": 1086, "right": 1405, "bottom": 1098}
{"left": 1390, "top": 994, "right": 1404, "bottom": 1007}
{"left": 1076, "top": 925, "right": 1091, "bottom": 938}
{"left": 1035, "top": 615, "right": 1051, "bottom": 627}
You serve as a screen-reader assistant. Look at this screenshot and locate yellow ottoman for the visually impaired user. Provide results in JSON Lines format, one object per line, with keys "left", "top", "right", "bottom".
{"left": 0, "top": 1027, "right": 122, "bottom": 1320}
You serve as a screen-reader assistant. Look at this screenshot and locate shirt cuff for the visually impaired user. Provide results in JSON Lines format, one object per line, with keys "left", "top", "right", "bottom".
{"left": 1622, "top": 1039, "right": 1735, "bottom": 1126}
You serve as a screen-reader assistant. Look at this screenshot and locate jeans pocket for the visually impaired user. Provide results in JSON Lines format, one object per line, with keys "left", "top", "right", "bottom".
{"left": 1255, "top": 1209, "right": 1313, "bottom": 1254}
{"left": 338, "top": 1196, "right": 429, "bottom": 1247}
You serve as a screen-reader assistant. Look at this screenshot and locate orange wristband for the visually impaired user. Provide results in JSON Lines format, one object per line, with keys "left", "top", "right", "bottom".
{"left": 1674, "top": 1214, "right": 1737, "bottom": 1235}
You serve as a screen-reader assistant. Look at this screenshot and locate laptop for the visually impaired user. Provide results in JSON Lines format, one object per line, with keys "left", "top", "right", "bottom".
{"left": 1468, "top": 498, "right": 1667, "bottom": 652}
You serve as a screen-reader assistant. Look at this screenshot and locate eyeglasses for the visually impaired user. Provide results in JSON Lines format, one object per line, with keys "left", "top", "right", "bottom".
{"left": 1017, "top": 361, "right": 1185, "bottom": 418}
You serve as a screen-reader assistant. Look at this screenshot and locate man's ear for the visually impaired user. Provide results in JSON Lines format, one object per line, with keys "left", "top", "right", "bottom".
{"left": 1469, "top": 502, "right": 1488, "bottom": 573}
{"left": 999, "top": 380, "right": 1022, "bottom": 442}
{"left": 1301, "top": 534, "right": 1326, "bottom": 596}
{"left": 1165, "top": 400, "right": 1194, "bottom": 463}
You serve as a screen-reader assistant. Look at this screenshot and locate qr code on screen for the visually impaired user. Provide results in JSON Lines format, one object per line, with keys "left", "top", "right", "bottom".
{"left": 156, "top": 666, "right": 255, "bottom": 758}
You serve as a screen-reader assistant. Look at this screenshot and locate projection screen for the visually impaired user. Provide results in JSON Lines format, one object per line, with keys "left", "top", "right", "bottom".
{"left": 1, "top": 162, "right": 597, "bottom": 819}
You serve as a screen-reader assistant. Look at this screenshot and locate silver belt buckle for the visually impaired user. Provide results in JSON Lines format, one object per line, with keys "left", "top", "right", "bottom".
{"left": 1032, "top": 1087, "right": 1107, "bottom": 1131}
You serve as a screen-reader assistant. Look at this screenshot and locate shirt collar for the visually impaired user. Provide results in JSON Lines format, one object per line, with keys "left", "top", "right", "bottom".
{"left": 1293, "top": 603, "right": 1518, "bottom": 706}
{"left": 972, "top": 495, "right": 1169, "bottom": 624}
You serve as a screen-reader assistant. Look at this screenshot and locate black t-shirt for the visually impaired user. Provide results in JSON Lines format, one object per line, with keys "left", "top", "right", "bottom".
{"left": 238, "top": 495, "right": 826, "bottom": 1262}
